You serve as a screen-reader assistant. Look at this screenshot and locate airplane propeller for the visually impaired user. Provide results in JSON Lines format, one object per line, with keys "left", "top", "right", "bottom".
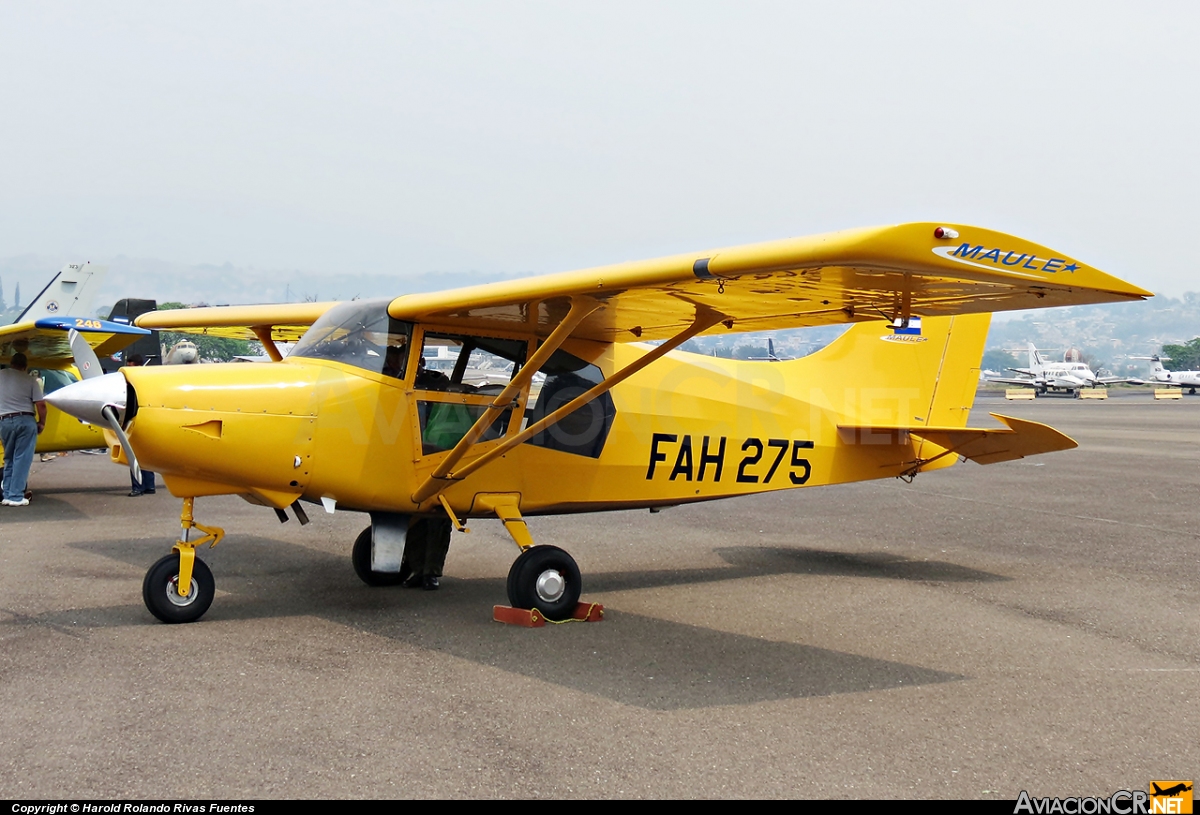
{"left": 62, "top": 329, "right": 143, "bottom": 482}
{"left": 68, "top": 327, "right": 104, "bottom": 380}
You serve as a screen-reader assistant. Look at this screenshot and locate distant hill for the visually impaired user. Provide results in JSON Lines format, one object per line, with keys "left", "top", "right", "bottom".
{"left": 0, "top": 254, "right": 522, "bottom": 318}
{"left": 985, "top": 295, "right": 1200, "bottom": 376}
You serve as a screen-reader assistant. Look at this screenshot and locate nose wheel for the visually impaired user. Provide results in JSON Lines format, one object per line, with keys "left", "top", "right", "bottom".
{"left": 143, "top": 553, "right": 215, "bottom": 624}
{"left": 506, "top": 545, "right": 581, "bottom": 621}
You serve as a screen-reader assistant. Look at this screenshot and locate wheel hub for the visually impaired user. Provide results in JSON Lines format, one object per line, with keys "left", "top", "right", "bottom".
{"left": 535, "top": 569, "right": 566, "bottom": 603}
{"left": 166, "top": 575, "right": 200, "bottom": 607}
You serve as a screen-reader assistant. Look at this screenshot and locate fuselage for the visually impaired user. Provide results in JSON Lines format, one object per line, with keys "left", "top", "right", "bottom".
{"left": 85, "top": 301, "right": 987, "bottom": 518}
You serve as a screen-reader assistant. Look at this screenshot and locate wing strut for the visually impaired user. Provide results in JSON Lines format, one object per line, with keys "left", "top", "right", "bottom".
{"left": 250, "top": 326, "right": 284, "bottom": 361}
{"left": 412, "top": 305, "right": 726, "bottom": 506}
{"left": 411, "top": 296, "right": 603, "bottom": 503}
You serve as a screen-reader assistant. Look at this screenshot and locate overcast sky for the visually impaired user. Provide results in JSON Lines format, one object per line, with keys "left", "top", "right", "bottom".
{"left": 1, "top": 1, "right": 1196, "bottom": 296}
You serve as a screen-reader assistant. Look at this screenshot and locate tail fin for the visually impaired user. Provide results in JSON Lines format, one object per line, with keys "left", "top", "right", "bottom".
{"left": 16, "top": 263, "right": 107, "bottom": 323}
{"left": 1027, "top": 342, "right": 1040, "bottom": 370}
{"left": 782, "top": 313, "right": 991, "bottom": 429}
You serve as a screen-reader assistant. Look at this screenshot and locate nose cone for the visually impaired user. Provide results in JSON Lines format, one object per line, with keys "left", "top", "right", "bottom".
{"left": 45, "top": 371, "right": 129, "bottom": 426}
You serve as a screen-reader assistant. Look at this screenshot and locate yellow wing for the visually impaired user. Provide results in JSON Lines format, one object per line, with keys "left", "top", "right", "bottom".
{"left": 127, "top": 223, "right": 1149, "bottom": 345}
{"left": 386, "top": 222, "right": 1150, "bottom": 341}
{"left": 0, "top": 317, "right": 151, "bottom": 366}
{"left": 134, "top": 302, "right": 340, "bottom": 342}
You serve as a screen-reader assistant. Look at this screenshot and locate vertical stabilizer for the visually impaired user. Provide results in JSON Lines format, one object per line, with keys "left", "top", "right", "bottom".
{"left": 16, "top": 263, "right": 108, "bottom": 323}
{"left": 780, "top": 312, "right": 992, "bottom": 430}
{"left": 1029, "top": 342, "right": 1047, "bottom": 371}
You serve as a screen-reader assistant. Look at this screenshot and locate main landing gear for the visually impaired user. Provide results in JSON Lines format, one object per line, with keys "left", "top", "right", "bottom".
{"left": 142, "top": 498, "right": 224, "bottom": 624}
{"left": 506, "top": 545, "right": 582, "bottom": 621}
{"left": 349, "top": 498, "right": 586, "bottom": 622}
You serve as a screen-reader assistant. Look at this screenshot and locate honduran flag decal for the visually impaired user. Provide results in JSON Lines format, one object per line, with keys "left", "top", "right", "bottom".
{"left": 890, "top": 316, "right": 922, "bottom": 336}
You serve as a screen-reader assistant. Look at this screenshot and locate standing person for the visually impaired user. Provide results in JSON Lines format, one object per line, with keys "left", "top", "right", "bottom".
{"left": 400, "top": 517, "right": 453, "bottom": 590}
{"left": 0, "top": 352, "right": 46, "bottom": 507}
{"left": 122, "top": 354, "right": 156, "bottom": 496}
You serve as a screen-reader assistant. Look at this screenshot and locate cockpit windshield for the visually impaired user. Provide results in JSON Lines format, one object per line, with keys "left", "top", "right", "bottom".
{"left": 292, "top": 299, "right": 413, "bottom": 378}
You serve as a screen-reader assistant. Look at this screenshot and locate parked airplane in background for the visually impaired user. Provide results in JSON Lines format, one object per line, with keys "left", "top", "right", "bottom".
{"left": 165, "top": 339, "right": 199, "bottom": 365}
{"left": 1133, "top": 355, "right": 1200, "bottom": 394}
{"left": 45, "top": 222, "right": 1150, "bottom": 625}
{"left": 747, "top": 337, "right": 792, "bottom": 361}
{"left": 0, "top": 264, "right": 150, "bottom": 455}
{"left": 987, "top": 343, "right": 1142, "bottom": 396}
{"left": 3, "top": 263, "right": 107, "bottom": 326}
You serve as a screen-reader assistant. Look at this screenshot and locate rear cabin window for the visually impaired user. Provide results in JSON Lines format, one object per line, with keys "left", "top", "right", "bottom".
{"left": 523, "top": 349, "right": 614, "bottom": 459}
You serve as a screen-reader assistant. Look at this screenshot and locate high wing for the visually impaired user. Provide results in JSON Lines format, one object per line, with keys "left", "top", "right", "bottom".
{"left": 128, "top": 224, "right": 1148, "bottom": 344}
{"left": 0, "top": 317, "right": 151, "bottom": 366}
{"left": 134, "top": 302, "right": 340, "bottom": 343}
{"left": 384, "top": 222, "right": 1150, "bottom": 340}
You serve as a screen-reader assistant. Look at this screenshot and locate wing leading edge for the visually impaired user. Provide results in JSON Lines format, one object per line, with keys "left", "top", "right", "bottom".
{"left": 134, "top": 302, "right": 340, "bottom": 343}
{"left": 129, "top": 223, "right": 1150, "bottom": 347}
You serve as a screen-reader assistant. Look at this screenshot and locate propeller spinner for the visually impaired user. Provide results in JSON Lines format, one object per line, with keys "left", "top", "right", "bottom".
{"left": 48, "top": 329, "right": 143, "bottom": 481}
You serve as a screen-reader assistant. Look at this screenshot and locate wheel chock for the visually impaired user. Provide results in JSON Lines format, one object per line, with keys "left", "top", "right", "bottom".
{"left": 492, "top": 601, "right": 605, "bottom": 627}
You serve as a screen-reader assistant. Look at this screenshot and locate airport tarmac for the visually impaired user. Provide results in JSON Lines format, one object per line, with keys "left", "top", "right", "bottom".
{"left": 1, "top": 391, "right": 1196, "bottom": 799}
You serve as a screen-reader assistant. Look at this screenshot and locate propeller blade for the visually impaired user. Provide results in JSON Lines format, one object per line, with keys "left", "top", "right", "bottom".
{"left": 101, "top": 404, "right": 141, "bottom": 483}
{"left": 68, "top": 328, "right": 104, "bottom": 380}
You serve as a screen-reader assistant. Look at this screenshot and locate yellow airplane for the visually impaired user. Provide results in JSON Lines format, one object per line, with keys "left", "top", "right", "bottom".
{"left": 46, "top": 222, "right": 1151, "bottom": 624}
{"left": 0, "top": 316, "right": 151, "bottom": 454}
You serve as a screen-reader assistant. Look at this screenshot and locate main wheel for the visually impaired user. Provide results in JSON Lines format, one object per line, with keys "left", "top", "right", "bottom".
{"left": 142, "top": 553, "right": 215, "bottom": 624}
{"left": 352, "top": 527, "right": 408, "bottom": 587}
{"left": 506, "top": 545, "right": 581, "bottom": 621}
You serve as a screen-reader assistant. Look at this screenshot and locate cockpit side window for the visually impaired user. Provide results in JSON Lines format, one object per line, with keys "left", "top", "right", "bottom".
{"left": 415, "top": 332, "right": 528, "bottom": 393}
{"left": 292, "top": 299, "right": 413, "bottom": 379}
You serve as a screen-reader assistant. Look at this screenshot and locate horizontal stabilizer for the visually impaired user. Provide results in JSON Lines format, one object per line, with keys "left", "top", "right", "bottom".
{"left": 837, "top": 413, "right": 1077, "bottom": 466}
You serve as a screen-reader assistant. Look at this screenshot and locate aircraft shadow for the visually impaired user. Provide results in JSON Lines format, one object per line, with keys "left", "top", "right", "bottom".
{"left": 39, "top": 536, "right": 967, "bottom": 710}
{"left": 0, "top": 495, "right": 90, "bottom": 522}
{"left": 586, "top": 546, "right": 1008, "bottom": 594}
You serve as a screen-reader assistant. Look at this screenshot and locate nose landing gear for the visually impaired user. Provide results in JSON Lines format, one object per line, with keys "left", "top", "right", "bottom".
{"left": 143, "top": 498, "right": 224, "bottom": 624}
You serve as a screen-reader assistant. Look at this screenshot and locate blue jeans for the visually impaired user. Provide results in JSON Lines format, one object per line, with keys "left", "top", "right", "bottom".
{"left": 131, "top": 469, "right": 156, "bottom": 494}
{"left": 0, "top": 414, "right": 37, "bottom": 502}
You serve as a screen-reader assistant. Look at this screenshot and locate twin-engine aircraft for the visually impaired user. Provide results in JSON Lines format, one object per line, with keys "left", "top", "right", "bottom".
{"left": 987, "top": 343, "right": 1143, "bottom": 396}
{"left": 45, "top": 223, "right": 1151, "bottom": 624}
{"left": 1135, "top": 355, "right": 1200, "bottom": 394}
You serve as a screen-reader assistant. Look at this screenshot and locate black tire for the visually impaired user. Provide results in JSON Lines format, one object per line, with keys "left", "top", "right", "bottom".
{"left": 506, "top": 545, "right": 581, "bottom": 621}
{"left": 142, "top": 553, "right": 215, "bottom": 624}
{"left": 352, "top": 527, "right": 407, "bottom": 587}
